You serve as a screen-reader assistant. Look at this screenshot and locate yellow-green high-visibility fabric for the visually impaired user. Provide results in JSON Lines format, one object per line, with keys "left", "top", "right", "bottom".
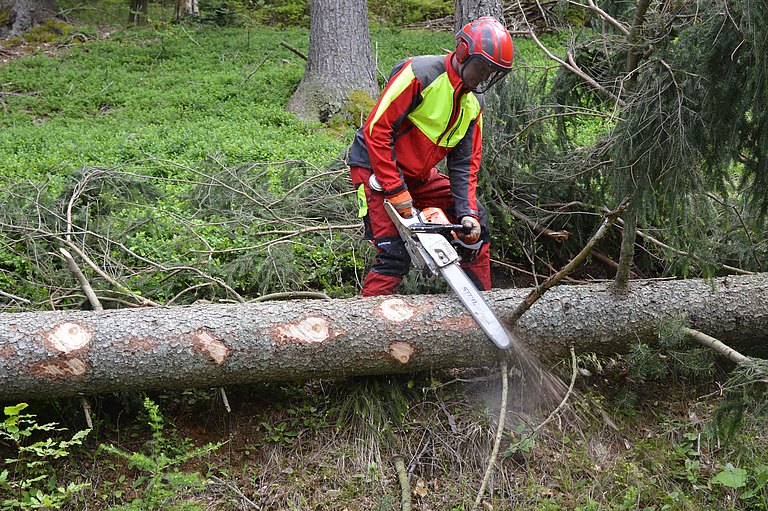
{"left": 368, "top": 64, "right": 416, "bottom": 136}
{"left": 367, "top": 61, "right": 481, "bottom": 149}
{"left": 356, "top": 184, "right": 368, "bottom": 218}
{"left": 408, "top": 73, "right": 481, "bottom": 148}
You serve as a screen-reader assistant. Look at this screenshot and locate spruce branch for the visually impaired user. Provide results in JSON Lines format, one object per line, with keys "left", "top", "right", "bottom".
{"left": 508, "top": 198, "right": 629, "bottom": 323}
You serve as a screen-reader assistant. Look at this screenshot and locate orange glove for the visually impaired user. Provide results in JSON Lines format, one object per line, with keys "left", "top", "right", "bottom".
{"left": 388, "top": 190, "right": 413, "bottom": 218}
{"left": 460, "top": 216, "right": 481, "bottom": 244}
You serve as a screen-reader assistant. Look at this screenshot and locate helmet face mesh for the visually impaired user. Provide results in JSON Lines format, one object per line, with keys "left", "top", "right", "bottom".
{"left": 460, "top": 55, "right": 510, "bottom": 93}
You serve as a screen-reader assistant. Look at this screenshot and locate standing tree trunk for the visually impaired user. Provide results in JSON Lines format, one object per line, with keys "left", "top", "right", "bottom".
{"left": 0, "top": 0, "right": 58, "bottom": 37}
{"left": 453, "top": 0, "right": 503, "bottom": 32}
{"left": 0, "top": 274, "right": 766, "bottom": 400}
{"left": 174, "top": 0, "right": 199, "bottom": 21}
{"left": 286, "top": 0, "right": 377, "bottom": 122}
{"left": 613, "top": 207, "right": 638, "bottom": 292}
{"left": 129, "top": 0, "right": 147, "bottom": 26}
{"left": 624, "top": 0, "right": 652, "bottom": 90}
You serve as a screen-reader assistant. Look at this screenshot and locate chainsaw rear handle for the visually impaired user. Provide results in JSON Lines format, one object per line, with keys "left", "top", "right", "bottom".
{"left": 407, "top": 221, "right": 483, "bottom": 262}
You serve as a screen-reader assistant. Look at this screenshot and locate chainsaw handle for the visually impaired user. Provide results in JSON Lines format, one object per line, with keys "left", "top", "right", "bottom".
{"left": 451, "top": 237, "right": 483, "bottom": 251}
{"left": 407, "top": 223, "right": 468, "bottom": 235}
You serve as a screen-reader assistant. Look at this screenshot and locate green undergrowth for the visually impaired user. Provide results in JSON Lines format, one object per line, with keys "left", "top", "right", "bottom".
{"left": 1, "top": 358, "right": 766, "bottom": 510}
{"left": 0, "top": 20, "right": 547, "bottom": 305}
{"left": 0, "top": 25, "right": 338, "bottom": 181}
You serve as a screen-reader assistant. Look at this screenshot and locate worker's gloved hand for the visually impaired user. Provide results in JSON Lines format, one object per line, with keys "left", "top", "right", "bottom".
{"left": 388, "top": 190, "right": 413, "bottom": 218}
{"left": 460, "top": 216, "right": 481, "bottom": 244}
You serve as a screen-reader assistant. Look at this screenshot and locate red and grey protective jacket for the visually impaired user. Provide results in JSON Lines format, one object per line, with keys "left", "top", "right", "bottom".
{"left": 346, "top": 52, "right": 485, "bottom": 219}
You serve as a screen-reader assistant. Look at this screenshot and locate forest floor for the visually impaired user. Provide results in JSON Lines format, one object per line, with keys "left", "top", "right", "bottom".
{"left": 3, "top": 359, "right": 766, "bottom": 510}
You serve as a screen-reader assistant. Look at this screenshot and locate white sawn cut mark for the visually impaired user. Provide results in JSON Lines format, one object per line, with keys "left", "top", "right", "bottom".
{"left": 377, "top": 298, "right": 415, "bottom": 323}
{"left": 46, "top": 322, "right": 93, "bottom": 353}
{"left": 389, "top": 342, "right": 414, "bottom": 364}
{"left": 277, "top": 317, "right": 331, "bottom": 344}
{"left": 192, "top": 329, "right": 230, "bottom": 365}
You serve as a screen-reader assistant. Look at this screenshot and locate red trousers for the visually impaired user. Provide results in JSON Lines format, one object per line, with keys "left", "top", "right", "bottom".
{"left": 350, "top": 166, "right": 491, "bottom": 296}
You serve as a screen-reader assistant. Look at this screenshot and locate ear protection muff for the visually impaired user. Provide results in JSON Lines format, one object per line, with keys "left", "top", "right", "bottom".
{"left": 455, "top": 39, "right": 470, "bottom": 63}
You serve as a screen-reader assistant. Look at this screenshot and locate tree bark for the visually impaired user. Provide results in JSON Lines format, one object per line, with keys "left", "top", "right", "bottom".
{"left": 613, "top": 208, "right": 638, "bottom": 291}
{"left": 0, "top": 0, "right": 58, "bottom": 37}
{"left": 286, "top": 0, "right": 377, "bottom": 122}
{"left": 0, "top": 274, "right": 766, "bottom": 401}
{"left": 453, "top": 0, "right": 503, "bottom": 33}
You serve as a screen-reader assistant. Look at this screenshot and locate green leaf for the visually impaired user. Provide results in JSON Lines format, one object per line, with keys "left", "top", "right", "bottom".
{"left": 741, "top": 465, "right": 768, "bottom": 499}
{"left": 4, "top": 403, "right": 28, "bottom": 416}
{"left": 69, "top": 429, "right": 91, "bottom": 442}
{"left": 710, "top": 463, "right": 747, "bottom": 488}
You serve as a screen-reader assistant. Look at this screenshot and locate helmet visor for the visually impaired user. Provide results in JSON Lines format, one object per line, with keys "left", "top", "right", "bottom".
{"left": 460, "top": 55, "right": 510, "bottom": 93}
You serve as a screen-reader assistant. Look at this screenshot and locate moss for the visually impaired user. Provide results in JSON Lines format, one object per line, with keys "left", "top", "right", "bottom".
{"left": 0, "top": 9, "right": 10, "bottom": 27}
{"left": 3, "top": 36, "right": 22, "bottom": 47}
{"left": 332, "top": 89, "right": 377, "bottom": 129}
{"left": 23, "top": 20, "right": 73, "bottom": 43}
{"left": 344, "top": 89, "right": 376, "bottom": 118}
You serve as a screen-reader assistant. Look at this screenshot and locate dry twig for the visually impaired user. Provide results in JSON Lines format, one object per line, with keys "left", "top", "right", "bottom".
{"left": 280, "top": 40, "right": 307, "bottom": 61}
{"left": 472, "top": 360, "right": 509, "bottom": 511}
{"left": 59, "top": 247, "right": 103, "bottom": 311}
{"left": 393, "top": 456, "right": 412, "bottom": 511}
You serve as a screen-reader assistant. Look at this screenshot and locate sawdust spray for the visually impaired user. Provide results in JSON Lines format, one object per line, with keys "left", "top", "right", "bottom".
{"left": 479, "top": 328, "right": 573, "bottom": 432}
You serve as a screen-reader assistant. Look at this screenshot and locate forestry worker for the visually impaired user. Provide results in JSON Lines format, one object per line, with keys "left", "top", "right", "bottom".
{"left": 346, "top": 16, "right": 514, "bottom": 296}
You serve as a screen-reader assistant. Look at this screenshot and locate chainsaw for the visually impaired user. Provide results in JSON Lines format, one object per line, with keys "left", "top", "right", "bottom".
{"left": 383, "top": 201, "right": 512, "bottom": 349}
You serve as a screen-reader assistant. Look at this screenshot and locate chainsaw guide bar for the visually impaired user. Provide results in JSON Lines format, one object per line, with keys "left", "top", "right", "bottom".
{"left": 383, "top": 201, "right": 512, "bottom": 349}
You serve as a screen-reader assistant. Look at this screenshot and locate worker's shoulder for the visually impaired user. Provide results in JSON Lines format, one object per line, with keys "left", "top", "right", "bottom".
{"left": 410, "top": 54, "right": 447, "bottom": 72}
{"left": 408, "top": 54, "right": 448, "bottom": 83}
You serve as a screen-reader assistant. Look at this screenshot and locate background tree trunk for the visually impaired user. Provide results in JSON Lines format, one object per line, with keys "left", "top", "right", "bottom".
{"left": 174, "top": 0, "right": 198, "bottom": 21}
{"left": 0, "top": 0, "right": 58, "bottom": 37}
{"left": 128, "top": 0, "right": 147, "bottom": 26}
{"left": 286, "top": 0, "right": 377, "bottom": 122}
{"left": 453, "top": 0, "right": 503, "bottom": 32}
{"left": 0, "top": 274, "right": 766, "bottom": 401}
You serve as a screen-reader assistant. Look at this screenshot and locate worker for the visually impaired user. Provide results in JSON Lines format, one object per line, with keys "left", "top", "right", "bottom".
{"left": 347, "top": 16, "right": 514, "bottom": 296}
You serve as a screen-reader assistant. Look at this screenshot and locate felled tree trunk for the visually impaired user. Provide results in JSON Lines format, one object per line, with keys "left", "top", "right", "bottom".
{"left": 0, "top": 274, "right": 766, "bottom": 400}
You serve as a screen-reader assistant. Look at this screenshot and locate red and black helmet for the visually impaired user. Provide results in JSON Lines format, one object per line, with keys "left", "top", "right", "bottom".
{"left": 455, "top": 16, "right": 514, "bottom": 92}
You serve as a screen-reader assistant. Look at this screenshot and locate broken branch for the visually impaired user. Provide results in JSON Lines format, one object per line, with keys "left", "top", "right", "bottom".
{"left": 683, "top": 327, "right": 749, "bottom": 365}
{"left": 508, "top": 198, "right": 629, "bottom": 323}
{"left": 60, "top": 248, "right": 103, "bottom": 311}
